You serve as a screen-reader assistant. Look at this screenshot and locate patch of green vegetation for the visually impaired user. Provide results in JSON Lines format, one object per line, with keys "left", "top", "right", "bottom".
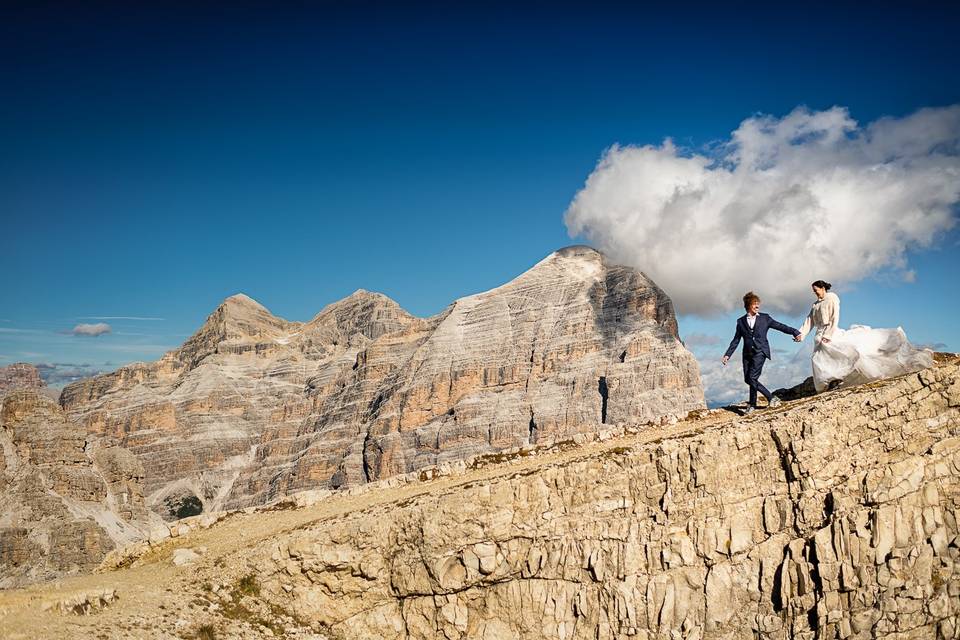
{"left": 194, "top": 624, "right": 217, "bottom": 640}
{"left": 237, "top": 574, "right": 260, "bottom": 597}
{"left": 603, "top": 446, "right": 633, "bottom": 457}
{"left": 221, "top": 592, "right": 283, "bottom": 636}
{"left": 217, "top": 573, "right": 289, "bottom": 635}
{"left": 264, "top": 499, "right": 298, "bottom": 512}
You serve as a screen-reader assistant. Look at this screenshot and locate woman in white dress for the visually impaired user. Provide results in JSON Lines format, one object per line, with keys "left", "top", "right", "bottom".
{"left": 796, "top": 280, "right": 934, "bottom": 392}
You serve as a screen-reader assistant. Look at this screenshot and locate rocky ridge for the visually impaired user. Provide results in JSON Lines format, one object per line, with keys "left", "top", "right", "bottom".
{"left": 0, "top": 365, "right": 163, "bottom": 588}
{"left": 0, "top": 357, "right": 956, "bottom": 639}
{"left": 59, "top": 247, "right": 704, "bottom": 519}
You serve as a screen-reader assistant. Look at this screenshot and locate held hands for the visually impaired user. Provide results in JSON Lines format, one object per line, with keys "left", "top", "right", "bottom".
{"left": 793, "top": 334, "right": 802, "bottom": 342}
{"left": 721, "top": 355, "right": 729, "bottom": 366}
{"left": 822, "top": 337, "right": 831, "bottom": 344}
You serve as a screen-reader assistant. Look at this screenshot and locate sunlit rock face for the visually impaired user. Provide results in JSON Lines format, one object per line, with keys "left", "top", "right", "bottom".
{"left": 0, "top": 372, "right": 163, "bottom": 588}
{"left": 0, "top": 363, "right": 44, "bottom": 394}
{"left": 60, "top": 247, "right": 704, "bottom": 515}
{"left": 248, "top": 359, "right": 960, "bottom": 640}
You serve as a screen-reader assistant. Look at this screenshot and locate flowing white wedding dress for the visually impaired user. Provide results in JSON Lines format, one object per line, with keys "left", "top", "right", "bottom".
{"left": 799, "top": 292, "right": 934, "bottom": 392}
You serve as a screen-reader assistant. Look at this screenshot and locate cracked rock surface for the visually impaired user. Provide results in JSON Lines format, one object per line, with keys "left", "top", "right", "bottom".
{"left": 2, "top": 358, "right": 953, "bottom": 639}
{"left": 251, "top": 359, "right": 960, "bottom": 639}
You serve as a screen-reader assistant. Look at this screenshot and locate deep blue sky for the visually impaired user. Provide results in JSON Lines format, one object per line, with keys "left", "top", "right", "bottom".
{"left": 3, "top": 2, "right": 959, "bottom": 393}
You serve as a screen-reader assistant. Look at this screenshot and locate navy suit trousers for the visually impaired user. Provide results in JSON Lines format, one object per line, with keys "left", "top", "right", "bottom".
{"left": 742, "top": 349, "right": 772, "bottom": 407}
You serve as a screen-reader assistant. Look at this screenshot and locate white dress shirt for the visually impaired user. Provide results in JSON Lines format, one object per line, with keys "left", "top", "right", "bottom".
{"left": 746, "top": 313, "right": 757, "bottom": 329}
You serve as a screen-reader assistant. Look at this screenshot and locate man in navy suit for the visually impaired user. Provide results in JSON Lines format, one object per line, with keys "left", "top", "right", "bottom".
{"left": 722, "top": 291, "right": 800, "bottom": 414}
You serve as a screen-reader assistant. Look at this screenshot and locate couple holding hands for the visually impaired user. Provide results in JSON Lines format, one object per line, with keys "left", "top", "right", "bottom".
{"left": 721, "top": 281, "right": 932, "bottom": 414}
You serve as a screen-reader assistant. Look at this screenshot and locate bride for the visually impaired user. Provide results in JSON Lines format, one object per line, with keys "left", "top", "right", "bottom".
{"left": 795, "top": 280, "right": 934, "bottom": 392}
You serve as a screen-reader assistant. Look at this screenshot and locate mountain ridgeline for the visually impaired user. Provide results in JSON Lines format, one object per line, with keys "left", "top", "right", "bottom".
{"left": 57, "top": 246, "right": 704, "bottom": 521}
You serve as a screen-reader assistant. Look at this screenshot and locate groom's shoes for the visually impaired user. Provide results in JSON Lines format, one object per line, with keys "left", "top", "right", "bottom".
{"left": 769, "top": 397, "right": 782, "bottom": 408}
{"left": 743, "top": 406, "right": 756, "bottom": 415}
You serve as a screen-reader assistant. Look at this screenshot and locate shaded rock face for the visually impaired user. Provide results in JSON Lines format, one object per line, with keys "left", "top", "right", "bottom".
{"left": 250, "top": 361, "right": 960, "bottom": 639}
{"left": 0, "top": 387, "right": 163, "bottom": 588}
{"left": 60, "top": 247, "right": 705, "bottom": 516}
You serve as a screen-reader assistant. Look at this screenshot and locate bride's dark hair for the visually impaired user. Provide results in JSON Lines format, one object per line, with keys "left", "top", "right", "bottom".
{"left": 812, "top": 280, "right": 832, "bottom": 291}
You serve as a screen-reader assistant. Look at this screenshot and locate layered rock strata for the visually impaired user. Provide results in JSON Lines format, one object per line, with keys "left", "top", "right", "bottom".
{"left": 0, "top": 358, "right": 956, "bottom": 639}
{"left": 0, "top": 384, "right": 163, "bottom": 588}
{"left": 60, "top": 247, "right": 704, "bottom": 517}
{"left": 243, "top": 360, "right": 960, "bottom": 639}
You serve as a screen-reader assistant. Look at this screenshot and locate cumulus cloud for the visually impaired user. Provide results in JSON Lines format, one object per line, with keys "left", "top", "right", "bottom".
{"left": 35, "top": 362, "right": 111, "bottom": 388}
{"left": 565, "top": 105, "right": 960, "bottom": 316}
{"left": 70, "top": 322, "right": 112, "bottom": 337}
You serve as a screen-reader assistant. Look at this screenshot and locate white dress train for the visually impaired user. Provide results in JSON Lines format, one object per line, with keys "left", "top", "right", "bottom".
{"left": 810, "top": 325, "right": 934, "bottom": 392}
{"left": 799, "top": 292, "right": 934, "bottom": 392}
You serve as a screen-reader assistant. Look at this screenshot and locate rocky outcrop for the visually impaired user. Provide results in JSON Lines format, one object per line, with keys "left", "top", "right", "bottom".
{"left": 0, "top": 389, "right": 163, "bottom": 588}
{"left": 0, "top": 364, "right": 44, "bottom": 395}
{"left": 239, "top": 359, "right": 960, "bottom": 639}
{"left": 0, "top": 362, "right": 58, "bottom": 402}
{"left": 0, "top": 358, "right": 955, "bottom": 639}
{"left": 60, "top": 247, "right": 704, "bottom": 518}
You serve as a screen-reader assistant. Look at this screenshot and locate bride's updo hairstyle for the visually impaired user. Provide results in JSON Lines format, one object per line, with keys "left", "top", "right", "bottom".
{"left": 812, "top": 280, "right": 832, "bottom": 291}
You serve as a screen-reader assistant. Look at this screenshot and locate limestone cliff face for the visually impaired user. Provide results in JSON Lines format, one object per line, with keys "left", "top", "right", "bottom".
{"left": 0, "top": 360, "right": 955, "bottom": 638}
{"left": 59, "top": 247, "right": 705, "bottom": 518}
{"left": 244, "top": 360, "right": 960, "bottom": 640}
{"left": 0, "top": 367, "right": 163, "bottom": 588}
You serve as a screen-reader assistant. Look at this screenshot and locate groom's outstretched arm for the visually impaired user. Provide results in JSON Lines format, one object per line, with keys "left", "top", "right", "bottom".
{"left": 768, "top": 317, "right": 800, "bottom": 337}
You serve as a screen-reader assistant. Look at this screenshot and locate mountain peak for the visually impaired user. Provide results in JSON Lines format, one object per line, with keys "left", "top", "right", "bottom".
{"left": 222, "top": 293, "right": 269, "bottom": 311}
{"left": 552, "top": 245, "right": 603, "bottom": 260}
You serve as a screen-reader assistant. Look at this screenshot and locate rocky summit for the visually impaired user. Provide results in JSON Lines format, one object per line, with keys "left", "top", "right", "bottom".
{"left": 0, "top": 356, "right": 956, "bottom": 639}
{"left": 58, "top": 246, "right": 704, "bottom": 521}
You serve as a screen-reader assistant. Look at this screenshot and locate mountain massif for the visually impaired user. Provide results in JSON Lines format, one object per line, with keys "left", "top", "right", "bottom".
{"left": 2, "top": 246, "right": 704, "bottom": 587}
{"left": 59, "top": 246, "right": 703, "bottom": 517}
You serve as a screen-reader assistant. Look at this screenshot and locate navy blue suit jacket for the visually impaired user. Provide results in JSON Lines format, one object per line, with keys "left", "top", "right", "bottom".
{"left": 724, "top": 312, "right": 799, "bottom": 360}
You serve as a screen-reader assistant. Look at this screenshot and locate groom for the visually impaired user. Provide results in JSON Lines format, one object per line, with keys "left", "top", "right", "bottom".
{"left": 722, "top": 291, "right": 800, "bottom": 414}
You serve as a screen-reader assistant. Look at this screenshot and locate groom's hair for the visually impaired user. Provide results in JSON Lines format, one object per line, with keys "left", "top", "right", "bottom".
{"left": 743, "top": 291, "right": 760, "bottom": 310}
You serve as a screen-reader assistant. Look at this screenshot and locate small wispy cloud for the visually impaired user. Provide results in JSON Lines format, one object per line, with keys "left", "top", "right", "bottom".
{"left": 78, "top": 316, "right": 165, "bottom": 321}
{"left": 0, "top": 327, "right": 44, "bottom": 334}
{"left": 69, "top": 322, "right": 113, "bottom": 337}
{"left": 99, "top": 343, "right": 174, "bottom": 354}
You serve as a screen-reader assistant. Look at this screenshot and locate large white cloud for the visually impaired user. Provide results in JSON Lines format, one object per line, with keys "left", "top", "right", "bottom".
{"left": 565, "top": 105, "right": 960, "bottom": 316}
